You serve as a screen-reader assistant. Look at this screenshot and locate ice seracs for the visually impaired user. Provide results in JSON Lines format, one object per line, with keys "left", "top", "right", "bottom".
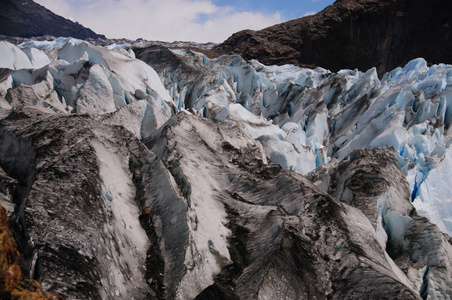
{"left": 307, "top": 147, "right": 452, "bottom": 298}
{"left": 138, "top": 47, "right": 452, "bottom": 236}
{"left": 2, "top": 39, "right": 452, "bottom": 236}
{"left": 0, "top": 39, "right": 174, "bottom": 139}
{"left": 1, "top": 37, "right": 452, "bottom": 299}
{"left": 0, "top": 41, "right": 33, "bottom": 70}
{"left": 20, "top": 47, "right": 51, "bottom": 69}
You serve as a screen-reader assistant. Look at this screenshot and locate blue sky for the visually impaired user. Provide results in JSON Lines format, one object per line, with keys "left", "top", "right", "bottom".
{"left": 35, "top": 0, "right": 335, "bottom": 43}
{"left": 211, "top": 0, "right": 335, "bottom": 20}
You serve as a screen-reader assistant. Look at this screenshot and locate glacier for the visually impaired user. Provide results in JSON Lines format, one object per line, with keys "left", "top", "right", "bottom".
{"left": 0, "top": 39, "right": 175, "bottom": 138}
{"left": 136, "top": 47, "right": 452, "bottom": 236}
{"left": 1, "top": 38, "right": 452, "bottom": 299}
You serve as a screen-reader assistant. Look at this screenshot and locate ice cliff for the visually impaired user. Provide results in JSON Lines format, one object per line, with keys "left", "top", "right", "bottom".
{"left": 0, "top": 39, "right": 452, "bottom": 299}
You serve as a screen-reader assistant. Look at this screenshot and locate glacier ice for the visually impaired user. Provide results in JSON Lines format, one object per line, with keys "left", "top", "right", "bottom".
{"left": 90, "top": 137, "right": 151, "bottom": 298}
{"left": 2, "top": 38, "right": 452, "bottom": 238}
{"left": 20, "top": 47, "right": 51, "bottom": 69}
{"left": 413, "top": 146, "right": 452, "bottom": 233}
{"left": 0, "top": 39, "right": 174, "bottom": 140}
{"left": 139, "top": 48, "right": 452, "bottom": 237}
{"left": 0, "top": 41, "right": 33, "bottom": 70}
{"left": 76, "top": 64, "right": 117, "bottom": 114}
{"left": 2, "top": 37, "right": 452, "bottom": 299}
{"left": 307, "top": 146, "right": 452, "bottom": 298}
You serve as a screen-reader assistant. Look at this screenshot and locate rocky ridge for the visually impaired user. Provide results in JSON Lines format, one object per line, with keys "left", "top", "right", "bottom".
{"left": 211, "top": 0, "right": 452, "bottom": 76}
{"left": 0, "top": 0, "right": 105, "bottom": 39}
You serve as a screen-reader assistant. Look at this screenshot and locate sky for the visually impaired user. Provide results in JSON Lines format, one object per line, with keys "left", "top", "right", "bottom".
{"left": 34, "top": 0, "right": 335, "bottom": 43}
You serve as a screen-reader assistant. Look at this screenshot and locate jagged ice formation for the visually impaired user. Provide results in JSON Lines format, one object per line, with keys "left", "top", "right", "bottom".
{"left": 136, "top": 46, "right": 452, "bottom": 236}
{"left": 0, "top": 38, "right": 451, "bottom": 299}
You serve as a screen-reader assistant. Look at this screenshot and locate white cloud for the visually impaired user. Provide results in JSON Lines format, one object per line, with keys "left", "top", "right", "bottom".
{"left": 34, "top": 0, "right": 282, "bottom": 43}
{"left": 35, "top": 0, "right": 72, "bottom": 16}
{"left": 303, "top": 11, "right": 316, "bottom": 17}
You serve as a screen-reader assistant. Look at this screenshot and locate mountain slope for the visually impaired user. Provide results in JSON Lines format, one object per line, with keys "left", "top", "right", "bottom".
{"left": 0, "top": 0, "right": 105, "bottom": 39}
{"left": 211, "top": 0, "right": 452, "bottom": 76}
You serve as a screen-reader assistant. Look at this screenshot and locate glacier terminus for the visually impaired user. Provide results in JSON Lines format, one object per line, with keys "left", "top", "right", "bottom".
{"left": 0, "top": 36, "right": 452, "bottom": 299}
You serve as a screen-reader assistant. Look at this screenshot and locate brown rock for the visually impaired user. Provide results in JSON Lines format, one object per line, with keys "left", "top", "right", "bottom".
{"left": 210, "top": 0, "right": 452, "bottom": 76}
{"left": 0, "top": 204, "right": 22, "bottom": 295}
{"left": 0, "top": 0, "right": 105, "bottom": 39}
{"left": 0, "top": 205, "right": 64, "bottom": 300}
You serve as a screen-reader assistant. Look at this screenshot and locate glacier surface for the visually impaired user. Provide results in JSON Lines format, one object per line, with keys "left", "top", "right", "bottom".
{"left": 136, "top": 47, "right": 452, "bottom": 237}
{"left": 1, "top": 39, "right": 452, "bottom": 236}
{"left": 1, "top": 37, "right": 452, "bottom": 299}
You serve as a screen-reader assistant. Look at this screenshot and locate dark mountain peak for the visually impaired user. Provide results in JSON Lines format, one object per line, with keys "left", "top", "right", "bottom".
{"left": 212, "top": 0, "right": 452, "bottom": 76}
{"left": 0, "top": 0, "right": 105, "bottom": 39}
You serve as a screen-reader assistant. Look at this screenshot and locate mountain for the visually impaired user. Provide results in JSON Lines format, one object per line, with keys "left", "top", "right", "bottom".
{"left": 0, "top": 0, "right": 105, "bottom": 39}
{"left": 211, "top": 0, "right": 452, "bottom": 76}
{"left": 1, "top": 36, "right": 452, "bottom": 299}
